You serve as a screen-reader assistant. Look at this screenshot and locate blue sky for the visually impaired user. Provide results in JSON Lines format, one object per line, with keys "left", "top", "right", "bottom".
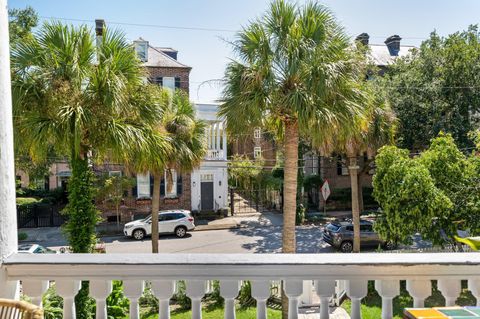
{"left": 8, "top": 0, "right": 480, "bottom": 102}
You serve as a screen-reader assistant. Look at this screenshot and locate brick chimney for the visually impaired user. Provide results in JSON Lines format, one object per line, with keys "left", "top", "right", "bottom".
{"left": 355, "top": 33, "right": 370, "bottom": 46}
{"left": 385, "top": 35, "right": 402, "bottom": 56}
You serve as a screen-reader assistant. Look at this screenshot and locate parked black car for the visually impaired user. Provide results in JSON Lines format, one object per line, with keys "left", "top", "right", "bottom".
{"left": 323, "top": 219, "right": 395, "bottom": 253}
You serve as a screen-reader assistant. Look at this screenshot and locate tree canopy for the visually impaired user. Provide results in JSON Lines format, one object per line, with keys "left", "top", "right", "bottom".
{"left": 379, "top": 26, "right": 480, "bottom": 150}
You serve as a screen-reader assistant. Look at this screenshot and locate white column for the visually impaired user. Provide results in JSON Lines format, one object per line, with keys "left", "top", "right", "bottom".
{"left": 90, "top": 280, "right": 112, "bottom": 319}
{"left": 222, "top": 123, "right": 227, "bottom": 160}
{"left": 251, "top": 280, "right": 270, "bottom": 319}
{"left": 346, "top": 280, "right": 367, "bottom": 319}
{"left": 216, "top": 123, "right": 221, "bottom": 153}
{"left": 315, "top": 280, "right": 336, "bottom": 319}
{"left": 375, "top": 280, "right": 399, "bottom": 319}
{"left": 22, "top": 280, "right": 49, "bottom": 307}
{"left": 438, "top": 279, "right": 461, "bottom": 307}
{"left": 56, "top": 280, "right": 81, "bottom": 319}
{"left": 220, "top": 280, "right": 240, "bottom": 319}
{"left": 406, "top": 280, "right": 431, "bottom": 308}
{"left": 284, "top": 280, "right": 303, "bottom": 319}
{"left": 0, "top": 0, "right": 19, "bottom": 299}
{"left": 151, "top": 280, "right": 175, "bottom": 319}
{"left": 124, "top": 280, "right": 144, "bottom": 319}
{"left": 186, "top": 280, "right": 206, "bottom": 319}
{"left": 468, "top": 279, "right": 480, "bottom": 306}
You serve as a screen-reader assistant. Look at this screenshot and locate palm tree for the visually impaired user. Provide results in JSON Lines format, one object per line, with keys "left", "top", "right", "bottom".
{"left": 329, "top": 84, "right": 396, "bottom": 252}
{"left": 129, "top": 89, "right": 206, "bottom": 253}
{"left": 11, "top": 22, "right": 168, "bottom": 253}
{"left": 220, "top": 0, "right": 364, "bottom": 255}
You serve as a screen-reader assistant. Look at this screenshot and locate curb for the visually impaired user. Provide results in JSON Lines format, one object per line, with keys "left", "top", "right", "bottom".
{"left": 194, "top": 224, "right": 241, "bottom": 231}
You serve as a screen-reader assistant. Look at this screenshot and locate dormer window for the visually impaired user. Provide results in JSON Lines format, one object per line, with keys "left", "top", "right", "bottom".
{"left": 134, "top": 39, "right": 148, "bottom": 62}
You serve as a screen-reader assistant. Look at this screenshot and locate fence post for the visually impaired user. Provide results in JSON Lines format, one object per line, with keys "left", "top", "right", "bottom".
{"left": 255, "top": 190, "right": 259, "bottom": 212}
{"left": 50, "top": 206, "right": 54, "bottom": 227}
{"left": 229, "top": 188, "right": 234, "bottom": 216}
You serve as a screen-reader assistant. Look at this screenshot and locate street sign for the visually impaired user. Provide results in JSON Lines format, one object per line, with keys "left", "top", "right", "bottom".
{"left": 321, "top": 180, "right": 331, "bottom": 201}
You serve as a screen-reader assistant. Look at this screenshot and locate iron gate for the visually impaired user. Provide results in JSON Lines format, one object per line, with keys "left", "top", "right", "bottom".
{"left": 229, "top": 188, "right": 282, "bottom": 216}
{"left": 17, "top": 204, "right": 66, "bottom": 228}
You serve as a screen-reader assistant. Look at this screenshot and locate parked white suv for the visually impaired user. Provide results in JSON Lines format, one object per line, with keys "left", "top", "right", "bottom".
{"left": 124, "top": 210, "right": 195, "bottom": 240}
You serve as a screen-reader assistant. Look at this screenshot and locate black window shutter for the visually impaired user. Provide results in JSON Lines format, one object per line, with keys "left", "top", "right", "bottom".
{"left": 177, "top": 175, "right": 183, "bottom": 195}
{"left": 155, "top": 77, "right": 163, "bottom": 86}
{"left": 175, "top": 77, "right": 181, "bottom": 89}
{"left": 149, "top": 174, "right": 154, "bottom": 197}
{"left": 160, "top": 178, "right": 165, "bottom": 196}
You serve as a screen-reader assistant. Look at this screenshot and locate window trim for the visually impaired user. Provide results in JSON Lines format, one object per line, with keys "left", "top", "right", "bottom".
{"left": 164, "top": 169, "right": 177, "bottom": 198}
{"left": 254, "top": 127, "right": 261, "bottom": 139}
{"left": 253, "top": 146, "right": 262, "bottom": 159}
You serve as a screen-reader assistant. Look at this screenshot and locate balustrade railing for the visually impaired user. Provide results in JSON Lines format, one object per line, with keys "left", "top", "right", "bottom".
{"left": 4, "top": 253, "right": 480, "bottom": 319}
{"left": 204, "top": 149, "right": 225, "bottom": 160}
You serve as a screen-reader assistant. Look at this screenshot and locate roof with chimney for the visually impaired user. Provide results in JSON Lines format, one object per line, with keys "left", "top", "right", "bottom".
{"left": 356, "top": 33, "right": 415, "bottom": 67}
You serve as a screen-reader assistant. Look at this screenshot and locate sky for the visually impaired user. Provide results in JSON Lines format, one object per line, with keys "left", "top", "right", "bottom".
{"left": 8, "top": 0, "right": 480, "bottom": 103}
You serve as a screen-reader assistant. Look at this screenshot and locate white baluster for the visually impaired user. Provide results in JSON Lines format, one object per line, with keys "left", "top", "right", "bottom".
{"left": 220, "top": 280, "right": 240, "bottom": 319}
{"left": 375, "top": 280, "right": 399, "bottom": 319}
{"left": 315, "top": 280, "right": 335, "bottom": 319}
{"left": 90, "top": 280, "right": 112, "bottom": 319}
{"left": 438, "top": 279, "right": 461, "bottom": 306}
{"left": 406, "top": 280, "right": 431, "bottom": 308}
{"left": 123, "top": 280, "right": 144, "bottom": 319}
{"left": 22, "top": 280, "right": 48, "bottom": 307}
{"left": 468, "top": 279, "right": 480, "bottom": 306}
{"left": 251, "top": 280, "right": 270, "bottom": 319}
{"left": 284, "top": 280, "right": 303, "bottom": 319}
{"left": 151, "top": 280, "right": 176, "bottom": 319}
{"left": 186, "top": 280, "right": 206, "bottom": 319}
{"left": 346, "top": 280, "right": 367, "bottom": 319}
{"left": 56, "top": 280, "right": 81, "bottom": 319}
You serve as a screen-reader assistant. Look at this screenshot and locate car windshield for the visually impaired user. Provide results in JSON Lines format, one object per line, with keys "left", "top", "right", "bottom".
{"left": 326, "top": 223, "right": 341, "bottom": 232}
{"left": 142, "top": 216, "right": 152, "bottom": 222}
{"left": 18, "top": 244, "right": 33, "bottom": 252}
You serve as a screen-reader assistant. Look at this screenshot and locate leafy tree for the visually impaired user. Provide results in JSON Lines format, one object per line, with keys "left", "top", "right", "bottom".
{"left": 373, "top": 134, "right": 480, "bottom": 246}
{"left": 228, "top": 155, "right": 264, "bottom": 189}
{"left": 8, "top": 6, "right": 38, "bottom": 45}
{"left": 380, "top": 26, "right": 480, "bottom": 150}
{"left": 97, "top": 174, "right": 135, "bottom": 225}
{"left": 220, "top": 0, "right": 363, "bottom": 259}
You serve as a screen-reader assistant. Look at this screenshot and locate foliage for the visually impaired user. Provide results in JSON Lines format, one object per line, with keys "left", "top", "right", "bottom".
{"left": 8, "top": 6, "right": 38, "bottom": 45}
{"left": 372, "top": 134, "right": 480, "bottom": 245}
{"left": 18, "top": 232, "right": 28, "bottom": 241}
{"left": 106, "top": 281, "right": 130, "bottom": 319}
{"left": 97, "top": 174, "right": 135, "bottom": 222}
{"left": 16, "top": 197, "right": 39, "bottom": 206}
{"left": 237, "top": 281, "right": 255, "bottom": 309}
{"left": 139, "top": 283, "right": 159, "bottom": 316}
{"left": 204, "top": 281, "right": 224, "bottom": 309}
{"left": 296, "top": 204, "right": 306, "bottom": 225}
{"left": 228, "top": 155, "right": 264, "bottom": 189}
{"left": 63, "top": 158, "right": 101, "bottom": 253}
{"left": 75, "top": 281, "right": 94, "bottom": 319}
{"left": 173, "top": 281, "right": 191, "bottom": 311}
{"left": 42, "top": 286, "right": 63, "bottom": 319}
{"left": 379, "top": 26, "right": 480, "bottom": 150}
{"left": 302, "top": 174, "right": 323, "bottom": 191}
{"left": 147, "top": 307, "right": 282, "bottom": 319}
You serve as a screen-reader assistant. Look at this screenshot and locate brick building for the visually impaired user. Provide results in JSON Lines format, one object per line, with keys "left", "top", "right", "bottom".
{"left": 229, "top": 127, "right": 277, "bottom": 167}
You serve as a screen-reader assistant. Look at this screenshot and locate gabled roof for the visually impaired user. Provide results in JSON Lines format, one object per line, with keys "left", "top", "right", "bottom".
{"left": 368, "top": 44, "right": 415, "bottom": 67}
{"left": 143, "top": 45, "right": 191, "bottom": 69}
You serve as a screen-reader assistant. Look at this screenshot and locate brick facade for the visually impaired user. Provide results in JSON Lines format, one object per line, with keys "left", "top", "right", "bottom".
{"left": 230, "top": 131, "right": 277, "bottom": 166}
{"left": 146, "top": 66, "right": 190, "bottom": 94}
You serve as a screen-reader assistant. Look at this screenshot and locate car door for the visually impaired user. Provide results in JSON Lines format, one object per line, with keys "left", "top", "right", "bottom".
{"left": 360, "top": 224, "right": 375, "bottom": 247}
{"left": 160, "top": 213, "right": 180, "bottom": 234}
{"left": 157, "top": 214, "right": 168, "bottom": 233}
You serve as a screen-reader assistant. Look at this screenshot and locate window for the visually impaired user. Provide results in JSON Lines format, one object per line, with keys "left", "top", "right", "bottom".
{"left": 254, "top": 147, "right": 262, "bottom": 159}
{"left": 201, "top": 174, "right": 214, "bottom": 182}
{"left": 134, "top": 41, "right": 148, "bottom": 62}
{"left": 109, "top": 171, "right": 122, "bottom": 177}
{"left": 136, "top": 172, "right": 151, "bottom": 198}
{"left": 165, "top": 169, "right": 177, "bottom": 198}
{"left": 360, "top": 224, "right": 373, "bottom": 232}
{"left": 337, "top": 156, "right": 349, "bottom": 176}
{"left": 175, "top": 77, "right": 181, "bottom": 89}
{"left": 254, "top": 127, "right": 261, "bottom": 139}
{"left": 154, "top": 77, "right": 163, "bottom": 86}
{"left": 162, "top": 77, "right": 175, "bottom": 91}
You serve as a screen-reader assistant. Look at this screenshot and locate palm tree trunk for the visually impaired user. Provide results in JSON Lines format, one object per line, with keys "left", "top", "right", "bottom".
{"left": 282, "top": 120, "right": 298, "bottom": 254}
{"left": 357, "top": 173, "right": 364, "bottom": 212}
{"left": 349, "top": 156, "right": 361, "bottom": 253}
{"left": 151, "top": 172, "right": 161, "bottom": 253}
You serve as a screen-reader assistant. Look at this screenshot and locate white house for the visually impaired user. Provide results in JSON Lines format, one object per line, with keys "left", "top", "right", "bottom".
{"left": 190, "top": 103, "right": 229, "bottom": 212}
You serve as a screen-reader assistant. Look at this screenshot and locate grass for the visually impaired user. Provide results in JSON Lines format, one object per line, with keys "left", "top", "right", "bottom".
{"left": 142, "top": 307, "right": 282, "bottom": 319}
{"left": 341, "top": 281, "right": 476, "bottom": 319}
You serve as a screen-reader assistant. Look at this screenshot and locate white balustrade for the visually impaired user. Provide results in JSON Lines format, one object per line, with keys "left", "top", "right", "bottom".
{"left": 4, "top": 253, "right": 480, "bottom": 319}
{"left": 205, "top": 149, "right": 225, "bottom": 160}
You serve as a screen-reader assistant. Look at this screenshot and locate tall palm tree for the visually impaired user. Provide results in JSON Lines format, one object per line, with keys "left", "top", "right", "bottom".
{"left": 220, "top": 0, "right": 363, "bottom": 255}
{"left": 129, "top": 89, "right": 206, "bottom": 253}
{"left": 329, "top": 84, "right": 396, "bottom": 252}
{"left": 11, "top": 22, "right": 168, "bottom": 253}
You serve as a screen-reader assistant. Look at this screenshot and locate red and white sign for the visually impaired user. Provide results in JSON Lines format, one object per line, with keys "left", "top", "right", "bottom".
{"left": 321, "top": 180, "right": 331, "bottom": 201}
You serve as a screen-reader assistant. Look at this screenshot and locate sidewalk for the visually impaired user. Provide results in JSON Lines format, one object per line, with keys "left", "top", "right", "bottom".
{"left": 195, "top": 211, "right": 283, "bottom": 231}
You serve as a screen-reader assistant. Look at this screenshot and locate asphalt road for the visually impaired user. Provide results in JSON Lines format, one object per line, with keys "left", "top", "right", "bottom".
{"left": 47, "top": 225, "right": 335, "bottom": 254}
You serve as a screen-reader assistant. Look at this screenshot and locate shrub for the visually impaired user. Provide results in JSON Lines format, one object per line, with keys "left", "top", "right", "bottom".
{"left": 173, "top": 281, "right": 191, "bottom": 310}
{"left": 237, "top": 281, "right": 255, "bottom": 309}
{"left": 42, "top": 286, "right": 63, "bottom": 319}
{"left": 295, "top": 204, "right": 305, "bottom": 225}
{"left": 16, "top": 197, "right": 39, "bottom": 206}
{"left": 18, "top": 232, "right": 28, "bottom": 241}
{"left": 139, "top": 283, "right": 158, "bottom": 315}
{"left": 106, "top": 281, "right": 129, "bottom": 319}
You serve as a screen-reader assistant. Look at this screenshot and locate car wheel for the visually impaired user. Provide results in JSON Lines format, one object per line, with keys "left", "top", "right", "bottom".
{"left": 340, "top": 241, "right": 353, "bottom": 253}
{"left": 175, "top": 226, "right": 187, "bottom": 238}
{"left": 384, "top": 241, "right": 396, "bottom": 250}
{"left": 132, "top": 229, "right": 146, "bottom": 240}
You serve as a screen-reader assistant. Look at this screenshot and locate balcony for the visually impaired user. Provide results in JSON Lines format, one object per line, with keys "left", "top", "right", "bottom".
{"left": 4, "top": 252, "right": 480, "bottom": 319}
{"left": 204, "top": 149, "right": 225, "bottom": 161}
